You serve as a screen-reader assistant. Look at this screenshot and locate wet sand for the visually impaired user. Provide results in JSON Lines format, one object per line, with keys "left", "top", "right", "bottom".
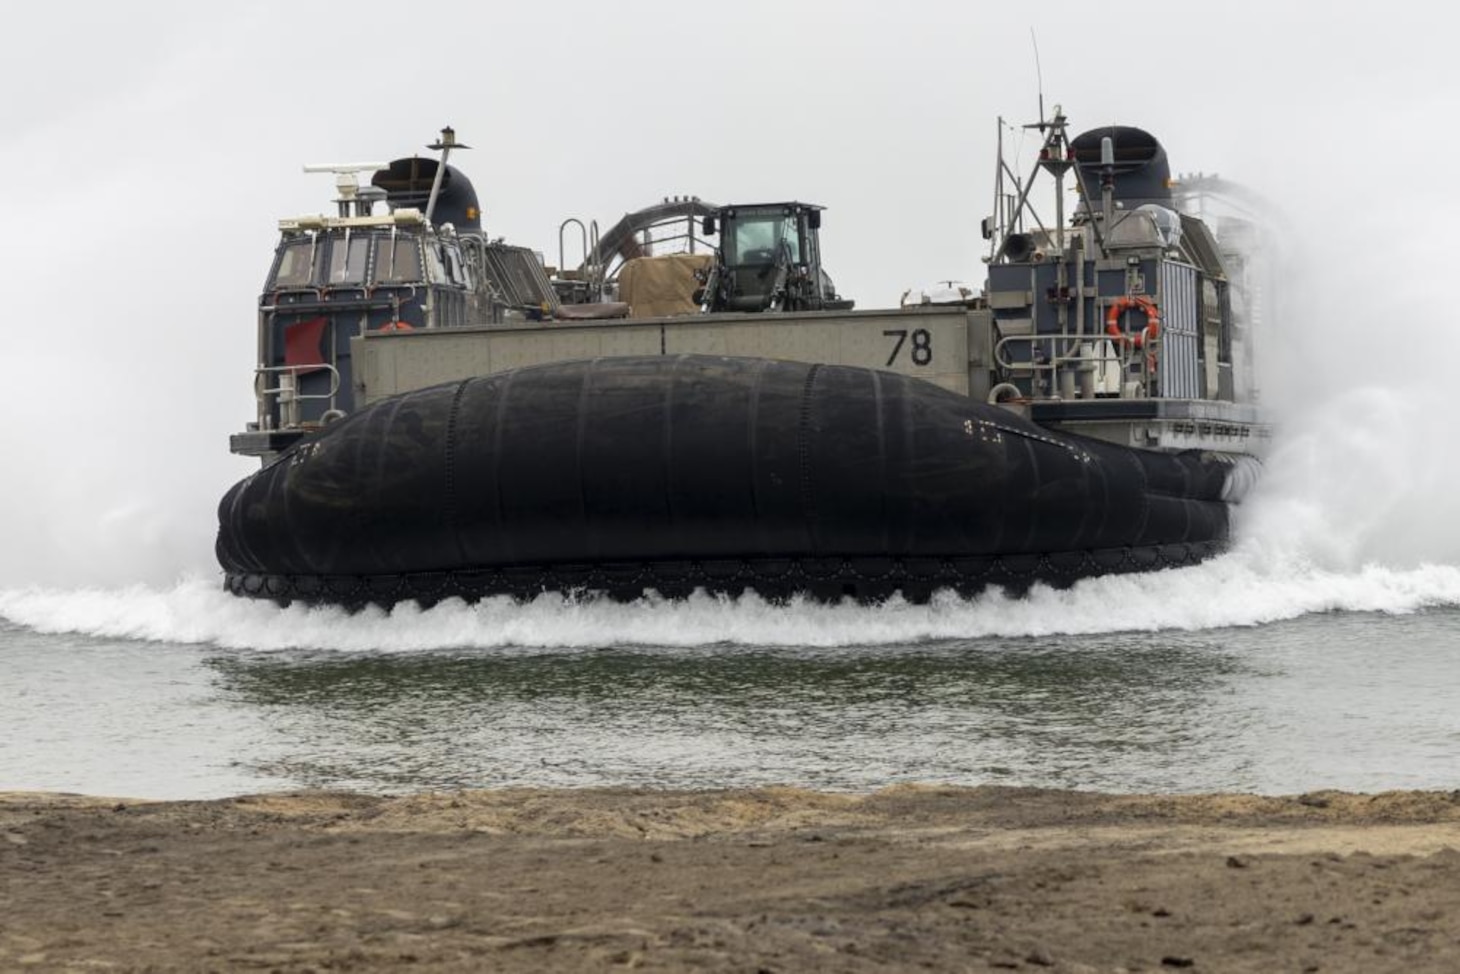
{"left": 4, "top": 786, "right": 1460, "bottom": 972}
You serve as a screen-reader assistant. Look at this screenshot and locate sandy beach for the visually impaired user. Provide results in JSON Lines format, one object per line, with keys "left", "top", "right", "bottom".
{"left": 4, "top": 786, "right": 1460, "bottom": 972}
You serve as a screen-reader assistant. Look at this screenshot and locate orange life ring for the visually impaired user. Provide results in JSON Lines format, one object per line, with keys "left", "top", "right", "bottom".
{"left": 1105, "top": 296, "right": 1160, "bottom": 349}
{"left": 380, "top": 320, "right": 414, "bottom": 332}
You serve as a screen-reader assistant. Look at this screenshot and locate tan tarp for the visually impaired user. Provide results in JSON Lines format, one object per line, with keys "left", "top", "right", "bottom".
{"left": 618, "top": 253, "right": 714, "bottom": 318}
{"left": 554, "top": 301, "right": 631, "bottom": 321}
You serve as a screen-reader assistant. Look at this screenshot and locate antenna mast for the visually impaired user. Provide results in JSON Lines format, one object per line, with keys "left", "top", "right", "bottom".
{"left": 1031, "top": 29, "right": 1045, "bottom": 130}
{"left": 424, "top": 126, "right": 472, "bottom": 226}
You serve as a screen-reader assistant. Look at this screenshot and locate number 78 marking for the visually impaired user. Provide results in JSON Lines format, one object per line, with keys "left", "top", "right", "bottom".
{"left": 883, "top": 328, "right": 933, "bottom": 367}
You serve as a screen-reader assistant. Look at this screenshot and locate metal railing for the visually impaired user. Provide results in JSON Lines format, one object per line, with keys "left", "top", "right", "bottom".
{"left": 992, "top": 333, "right": 1156, "bottom": 400}
{"left": 557, "top": 218, "right": 604, "bottom": 302}
{"left": 254, "top": 363, "right": 341, "bottom": 430}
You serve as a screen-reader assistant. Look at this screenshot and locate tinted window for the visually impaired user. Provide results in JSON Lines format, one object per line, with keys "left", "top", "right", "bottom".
{"left": 730, "top": 214, "right": 800, "bottom": 265}
{"left": 328, "top": 234, "right": 371, "bottom": 284}
{"left": 781, "top": 217, "right": 801, "bottom": 262}
{"left": 375, "top": 236, "right": 423, "bottom": 284}
{"left": 273, "top": 238, "right": 319, "bottom": 287}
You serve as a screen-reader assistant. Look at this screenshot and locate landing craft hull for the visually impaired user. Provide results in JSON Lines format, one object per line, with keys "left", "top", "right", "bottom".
{"left": 216, "top": 355, "right": 1244, "bottom": 606}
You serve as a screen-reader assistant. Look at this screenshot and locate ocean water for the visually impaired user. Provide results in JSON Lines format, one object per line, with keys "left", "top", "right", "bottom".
{"left": 2, "top": 538, "right": 1458, "bottom": 801}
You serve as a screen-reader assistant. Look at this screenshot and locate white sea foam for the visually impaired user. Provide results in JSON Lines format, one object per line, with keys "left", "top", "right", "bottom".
{"left": 2, "top": 544, "right": 1457, "bottom": 653}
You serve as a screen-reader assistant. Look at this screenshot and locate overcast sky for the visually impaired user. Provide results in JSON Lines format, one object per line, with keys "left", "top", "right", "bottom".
{"left": 3, "top": 0, "right": 1458, "bottom": 586}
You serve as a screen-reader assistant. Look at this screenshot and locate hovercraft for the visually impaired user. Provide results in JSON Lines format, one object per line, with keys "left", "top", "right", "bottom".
{"left": 218, "top": 112, "right": 1267, "bottom": 606}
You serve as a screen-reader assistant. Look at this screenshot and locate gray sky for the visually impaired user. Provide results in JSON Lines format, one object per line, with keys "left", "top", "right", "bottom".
{"left": 2, "top": 0, "right": 1457, "bottom": 586}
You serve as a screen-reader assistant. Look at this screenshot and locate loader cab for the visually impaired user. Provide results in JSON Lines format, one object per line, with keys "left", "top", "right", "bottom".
{"left": 701, "top": 202, "right": 851, "bottom": 313}
{"left": 718, "top": 204, "right": 815, "bottom": 268}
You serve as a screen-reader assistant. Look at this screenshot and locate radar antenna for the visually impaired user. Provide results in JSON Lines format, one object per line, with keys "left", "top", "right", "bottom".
{"left": 302, "top": 162, "right": 389, "bottom": 217}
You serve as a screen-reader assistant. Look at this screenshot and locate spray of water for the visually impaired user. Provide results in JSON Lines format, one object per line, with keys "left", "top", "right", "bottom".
{"left": 2, "top": 553, "right": 1457, "bottom": 653}
{"left": 1226, "top": 91, "right": 1460, "bottom": 574}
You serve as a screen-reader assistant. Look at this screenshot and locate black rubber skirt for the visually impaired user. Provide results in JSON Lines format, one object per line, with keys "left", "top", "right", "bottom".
{"left": 217, "top": 355, "right": 1241, "bottom": 605}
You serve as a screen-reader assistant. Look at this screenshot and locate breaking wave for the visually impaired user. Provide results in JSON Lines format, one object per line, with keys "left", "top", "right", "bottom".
{"left": 1, "top": 545, "right": 1456, "bottom": 653}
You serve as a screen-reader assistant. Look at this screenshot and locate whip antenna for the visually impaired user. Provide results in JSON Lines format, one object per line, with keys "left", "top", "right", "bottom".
{"left": 1030, "top": 28, "right": 1045, "bottom": 126}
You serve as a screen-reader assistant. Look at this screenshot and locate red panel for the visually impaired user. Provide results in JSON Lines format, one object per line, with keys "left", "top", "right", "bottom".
{"left": 284, "top": 317, "right": 328, "bottom": 373}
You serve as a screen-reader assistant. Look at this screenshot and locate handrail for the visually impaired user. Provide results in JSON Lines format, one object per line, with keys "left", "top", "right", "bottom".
{"left": 558, "top": 218, "right": 588, "bottom": 275}
{"left": 254, "top": 363, "right": 342, "bottom": 430}
{"left": 992, "top": 334, "right": 1126, "bottom": 371}
{"left": 992, "top": 333, "right": 1148, "bottom": 400}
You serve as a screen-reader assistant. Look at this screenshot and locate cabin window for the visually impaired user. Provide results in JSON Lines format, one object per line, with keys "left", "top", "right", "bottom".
{"left": 273, "top": 237, "right": 320, "bottom": 287}
{"left": 328, "top": 234, "right": 371, "bottom": 285}
{"left": 729, "top": 215, "right": 801, "bottom": 265}
{"left": 781, "top": 218, "right": 802, "bottom": 263}
{"left": 375, "top": 235, "right": 423, "bottom": 284}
